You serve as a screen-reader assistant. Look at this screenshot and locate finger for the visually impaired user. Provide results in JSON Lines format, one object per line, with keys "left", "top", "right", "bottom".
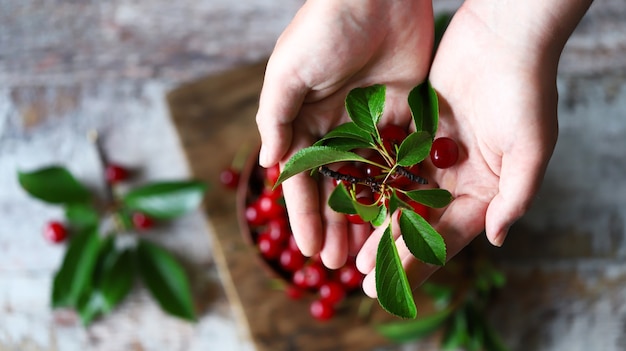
{"left": 281, "top": 156, "right": 324, "bottom": 257}
{"left": 485, "top": 150, "right": 550, "bottom": 246}
{"left": 348, "top": 222, "right": 372, "bottom": 256}
{"left": 320, "top": 180, "right": 349, "bottom": 269}
{"left": 255, "top": 62, "right": 307, "bottom": 168}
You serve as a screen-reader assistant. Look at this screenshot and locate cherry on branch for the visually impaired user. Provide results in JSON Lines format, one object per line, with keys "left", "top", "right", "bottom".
{"left": 43, "top": 221, "right": 68, "bottom": 244}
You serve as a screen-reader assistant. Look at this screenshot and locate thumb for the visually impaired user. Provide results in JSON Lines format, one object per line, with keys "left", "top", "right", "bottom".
{"left": 485, "top": 150, "right": 551, "bottom": 246}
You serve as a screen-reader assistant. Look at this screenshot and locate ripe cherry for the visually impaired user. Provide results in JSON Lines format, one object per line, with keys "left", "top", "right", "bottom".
{"left": 362, "top": 153, "right": 387, "bottom": 178}
{"left": 265, "top": 217, "right": 291, "bottom": 245}
{"left": 105, "top": 163, "right": 129, "bottom": 184}
{"left": 293, "top": 263, "right": 327, "bottom": 289}
{"left": 379, "top": 124, "right": 407, "bottom": 155}
{"left": 279, "top": 248, "right": 306, "bottom": 272}
{"left": 132, "top": 212, "right": 154, "bottom": 230}
{"left": 43, "top": 221, "right": 67, "bottom": 243}
{"left": 338, "top": 262, "right": 364, "bottom": 290}
{"left": 430, "top": 137, "right": 459, "bottom": 169}
{"left": 256, "top": 194, "right": 285, "bottom": 221}
{"left": 245, "top": 204, "right": 266, "bottom": 227}
{"left": 319, "top": 281, "right": 346, "bottom": 305}
{"left": 219, "top": 167, "right": 240, "bottom": 189}
{"left": 257, "top": 232, "right": 283, "bottom": 260}
{"left": 310, "top": 299, "right": 335, "bottom": 321}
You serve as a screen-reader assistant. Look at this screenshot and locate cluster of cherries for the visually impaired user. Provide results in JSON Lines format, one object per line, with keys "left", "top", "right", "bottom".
{"left": 223, "top": 124, "right": 459, "bottom": 321}
{"left": 42, "top": 163, "right": 154, "bottom": 244}
{"left": 224, "top": 162, "right": 363, "bottom": 321}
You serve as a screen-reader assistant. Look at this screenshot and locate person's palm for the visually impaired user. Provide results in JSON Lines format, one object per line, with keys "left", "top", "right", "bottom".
{"left": 357, "top": 7, "right": 560, "bottom": 297}
{"left": 256, "top": 0, "right": 435, "bottom": 267}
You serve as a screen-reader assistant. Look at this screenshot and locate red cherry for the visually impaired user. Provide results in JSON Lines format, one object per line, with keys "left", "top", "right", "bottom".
{"left": 279, "top": 248, "right": 307, "bottom": 272}
{"left": 287, "top": 235, "right": 300, "bottom": 252}
{"left": 430, "top": 137, "right": 459, "bottom": 169}
{"left": 379, "top": 124, "right": 408, "bottom": 155}
{"left": 219, "top": 167, "right": 240, "bottom": 189}
{"left": 132, "top": 212, "right": 154, "bottom": 230}
{"left": 257, "top": 232, "right": 283, "bottom": 260}
{"left": 256, "top": 194, "right": 285, "bottom": 220}
{"left": 310, "top": 299, "right": 335, "bottom": 321}
{"left": 105, "top": 163, "right": 129, "bottom": 184}
{"left": 245, "top": 204, "right": 266, "bottom": 227}
{"left": 265, "top": 164, "right": 281, "bottom": 187}
{"left": 265, "top": 217, "right": 291, "bottom": 245}
{"left": 43, "top": 221, "right": 67, "bottom": 244}
{"left": 338, "top": 262, "right": 364, "bottom": 291}
{"left": 319, "top": 281, "right": 346, "bottom": 305}
{"left": 293, "top": 263, "right": 327, "bottom": 289}
{"left": 362, "top": 153, "right": 387, "bottom": 178}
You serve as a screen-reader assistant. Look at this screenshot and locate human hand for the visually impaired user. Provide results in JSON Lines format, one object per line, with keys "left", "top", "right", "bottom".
{"left": 356, "top": 4, "right": 564, "bottom": 297}
{"left": 255, "top": 0, "right": 435, "bottom": 268}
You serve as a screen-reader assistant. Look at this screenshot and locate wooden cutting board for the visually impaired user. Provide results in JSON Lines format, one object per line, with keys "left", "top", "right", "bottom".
{"left": 166, "top": 61, "right": 440, "bottom": 351}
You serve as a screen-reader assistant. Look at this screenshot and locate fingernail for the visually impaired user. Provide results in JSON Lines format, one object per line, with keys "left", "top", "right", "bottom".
{"left": 258, "top": 146, "right": 268, "bottom": 167}
{"left": 492, "top": 226, "right": 510, "bottom": 247}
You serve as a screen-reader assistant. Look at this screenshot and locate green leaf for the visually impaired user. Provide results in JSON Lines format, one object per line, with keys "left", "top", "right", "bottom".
{"left": 408, "top": 82, "right": 439, "bottom": 137}
{"left": 354, "top": 198, "right": 383, "bottom": 223}
{"left": 328, "top": 184, "right": 357, "bottom": 214}
{"left": 314, "top": 137, "right": 373, "bottom": 152}
{"left": 52, "top": 229, "right": 102, "bottom": 308}
{"left": 18, "top": 166, "right": 91, "bottom": 204}
{"left": 122, "top": 181, "right": 207, "bottom": 220}
{"left": 65, "top": 203, "right": 99, "bottom": 231}
{"left": 399, "top": 210, "right": 446, "bottom": 266}
{"left": 276, "top": 146, "right": 368, "bottom": 186}
{"left": 421, "top": 282, "right": 454, "bottom": 310}
{"left": 442, "top": 309, "right": 470, "bottom": 350}
{"left": 98, "top": 246, "right": 136, "bottom": 313}
{"left": 316, "top": 122, "right": 375, "bottom": 145}
{"left": 482, "top": 320, "right": 510, "bottom": 351}
{"left": 345, "top": 85, "right": 386, "bottom": 135}
{"left": 376, "top": 225, "right": 417, "bottom": 319}
{"left": 404, "top": 189, "right": 453, "bottom": 208}
{"left": 136, "top": 239, "right": 196, "bottom": 321}
{"left": 376, "top": 307, "right": 453, "bottom": 343}
{"left": 396, "top": 131, "right": 432, "bottom": 167}
{"left": 388, "top": 189, "right": 411, "bottom": 216}
{"left": 371, "top": 204, "right": 388, "bottom": 227}
{"left": 76, "top": 289, "right": 106, "bottom": 326}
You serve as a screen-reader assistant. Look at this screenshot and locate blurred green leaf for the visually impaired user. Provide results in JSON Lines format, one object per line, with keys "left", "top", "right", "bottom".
{"left": 137, "top": 239, "right": 196, "bottom": 321}
{"left": 18, "top": 166, "right": 91, "bottom": 204}
{"left": 122, "top": 181, "right": 207, "bottom": 220}
{"left": 65, "top": 203, "right": 99, "bottom": 231}
{"left": 377, "top": 308, "right": 453, "bottom": 343}
{"left": 51, "top": 229, "right": 102, "bottom": 308}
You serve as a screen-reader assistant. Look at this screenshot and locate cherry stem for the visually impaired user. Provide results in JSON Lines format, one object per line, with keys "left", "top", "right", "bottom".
{"left": 88, "top": 130, "right": 115, "bottom": 206}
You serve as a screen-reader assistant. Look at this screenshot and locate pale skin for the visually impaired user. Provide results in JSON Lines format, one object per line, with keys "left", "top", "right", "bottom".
{"left": 255, "top": 0, "right": 594, "bottom": 297}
